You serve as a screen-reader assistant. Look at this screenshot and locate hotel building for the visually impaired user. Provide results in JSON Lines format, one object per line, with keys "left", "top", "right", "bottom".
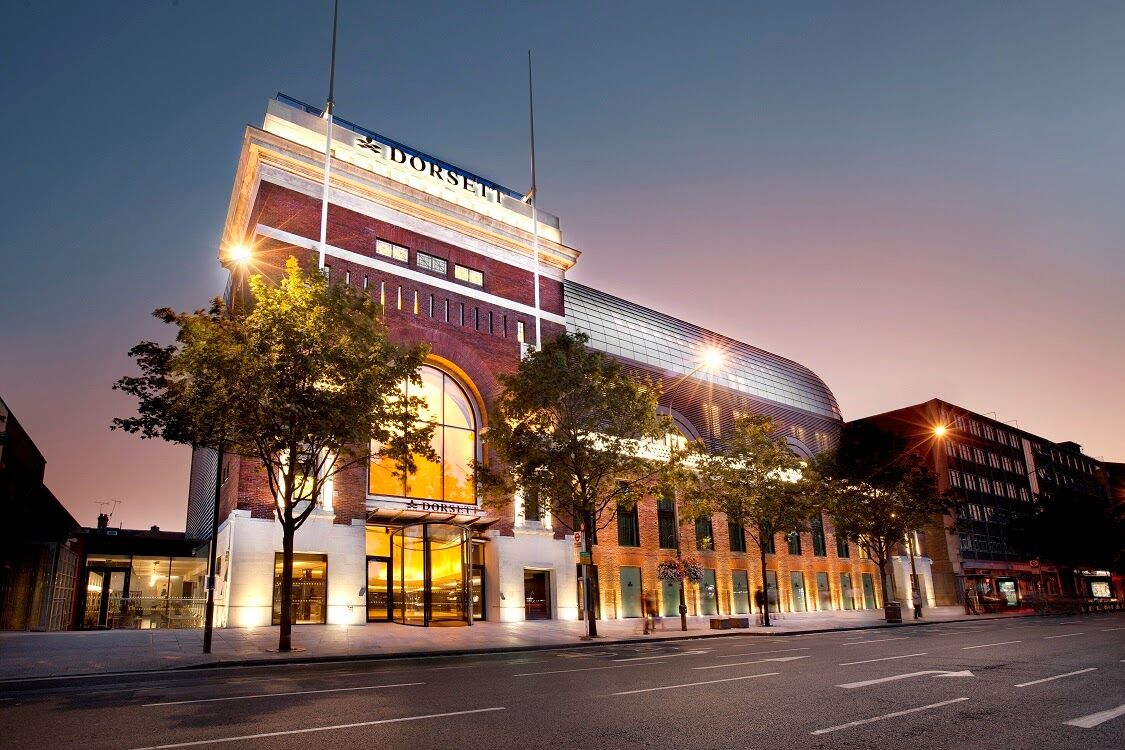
{"left": 186, "top": 94, "right": 883, "bottom": 630}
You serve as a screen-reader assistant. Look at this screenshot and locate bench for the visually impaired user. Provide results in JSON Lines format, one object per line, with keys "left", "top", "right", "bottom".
{"left": 709, "top": 617, "right": 731, "bottom": 629}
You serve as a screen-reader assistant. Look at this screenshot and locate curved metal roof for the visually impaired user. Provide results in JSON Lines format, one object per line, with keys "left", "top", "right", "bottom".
{"left": 563, "top": 281, "right": 842, "bottom": 421}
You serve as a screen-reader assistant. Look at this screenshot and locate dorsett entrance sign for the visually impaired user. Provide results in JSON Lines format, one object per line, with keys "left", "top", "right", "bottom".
{"left": 270, "top": 93, "right": 524, "bottom": 208}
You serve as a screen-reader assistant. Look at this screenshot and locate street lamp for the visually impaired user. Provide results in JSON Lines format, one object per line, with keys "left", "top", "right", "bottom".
{"left": 202, "top": 243, "right": 253, "bottom": 654}
{"left": 665, "top": 348, "right": 723, "bottom": 631}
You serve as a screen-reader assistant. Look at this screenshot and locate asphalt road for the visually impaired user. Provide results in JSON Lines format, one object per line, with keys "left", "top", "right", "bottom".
{"left": 1, "top": 613, "right": 1122, "bottom": 750}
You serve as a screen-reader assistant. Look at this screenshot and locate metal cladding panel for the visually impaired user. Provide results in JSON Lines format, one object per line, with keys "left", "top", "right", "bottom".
{"left": 563, "top": 281, "right": 843, "bottom": 422}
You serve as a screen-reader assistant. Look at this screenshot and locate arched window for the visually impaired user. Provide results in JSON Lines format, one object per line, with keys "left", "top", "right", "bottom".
{"left": 368, "top": 365, "right": 477, "bottom": 504}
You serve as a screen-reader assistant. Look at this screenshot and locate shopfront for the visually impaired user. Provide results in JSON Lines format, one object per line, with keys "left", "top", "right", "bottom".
{"left": 80, "top": 552, "right": 207, "bottom": 629}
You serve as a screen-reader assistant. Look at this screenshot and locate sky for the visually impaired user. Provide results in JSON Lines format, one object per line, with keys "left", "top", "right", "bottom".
{"left": 2, "top": 1, "right": 1123, "bottom": 532}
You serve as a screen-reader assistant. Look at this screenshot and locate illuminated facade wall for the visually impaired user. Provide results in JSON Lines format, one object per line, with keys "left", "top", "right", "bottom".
{"left": 195, "top": 94, "right": 877, "bottom": 628}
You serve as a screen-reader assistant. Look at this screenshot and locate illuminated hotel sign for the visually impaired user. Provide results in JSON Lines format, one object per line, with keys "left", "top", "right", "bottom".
{"left": 354, "top": 135, "right": 504, "bottom": 204}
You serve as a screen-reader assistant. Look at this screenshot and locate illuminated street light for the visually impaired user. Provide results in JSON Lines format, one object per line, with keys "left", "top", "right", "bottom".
{"left": 226, "top": 243, "right": 252, "bottom": 265}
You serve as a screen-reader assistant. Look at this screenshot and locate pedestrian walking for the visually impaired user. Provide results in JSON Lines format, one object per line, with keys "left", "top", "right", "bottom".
{"left": 912, "top": 588, "right": 923, "bottom": 619}
{"left": 754, "top": 587, "right": 767, "bottom": 625}
{"left": 642, "top": 592, "right": 657, "bottom": 634}
{"left": 964, "top": 586, "right": 979, "bottom": 615}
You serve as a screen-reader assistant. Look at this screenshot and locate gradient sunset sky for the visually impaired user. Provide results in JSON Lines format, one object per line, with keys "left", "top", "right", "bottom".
{"left": 2, "top": 1, "right": 1123, "bottom": 531}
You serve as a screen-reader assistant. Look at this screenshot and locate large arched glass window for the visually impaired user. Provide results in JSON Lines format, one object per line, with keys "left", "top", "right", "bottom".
{"left": 368, "top": 365, "right": 477, "bottom": 504}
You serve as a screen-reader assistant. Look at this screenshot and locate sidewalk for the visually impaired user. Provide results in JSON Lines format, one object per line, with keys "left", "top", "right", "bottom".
{"left": 0, "top": 606, "right": 1031, "bottom": 681}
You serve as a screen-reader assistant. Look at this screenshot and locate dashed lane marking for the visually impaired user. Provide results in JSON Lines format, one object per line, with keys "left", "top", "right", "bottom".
{"left": 1064, "top": 704, "right": 1125, "bottom": 729}
{"left": 716, "top": 647, "right": 810, "bottom": 659}
{"left": 841, "top": 637, "right": 907, "bottom": 646}
{"left": 514, "top": 662, "right": 666, "bottom": 677}
{"left": 810, "top": 698, "right": 969, "bottom": 735}
{"left": 839, "top": 653, "right": 928, "bottom": 666}
{"left": 1015, "top": 668, "right": 1097, "bottom": 688}
{"left": 142, "top": 682, "right": 422, "bottom": 707}
{"left": 125, "top": 707, "right": 507, "bottom": 749}
{"left": 612, "top": 672, "right": 779, "bottom": 695}
{"left": 1044, "top": 633, "right": 1086, "bottom": 639}
{"left": 962, "top": 641, "right": 1021, "bottom": 650}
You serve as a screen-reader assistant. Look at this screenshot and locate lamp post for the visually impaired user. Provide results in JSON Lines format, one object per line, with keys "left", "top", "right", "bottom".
{"left": 202, "top": 243, "right": 251, "bottom": 654}
{"left": 664, "top": 347, "right": 722, "bottom": 632}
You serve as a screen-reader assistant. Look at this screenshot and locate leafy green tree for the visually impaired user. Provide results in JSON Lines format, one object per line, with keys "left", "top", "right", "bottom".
{"left": 810, "top": 422, "right": 951, "bottom": 614}
{"left": 676, "top": 413, "right": 815, "bottom": 626}
{"left": 114, "top": 258, "right": 432, "bottom": 651}
{"left": 477, "top": 332, "right": 668, "bottom": 636}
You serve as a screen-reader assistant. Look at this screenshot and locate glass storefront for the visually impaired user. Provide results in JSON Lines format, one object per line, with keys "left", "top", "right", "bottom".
{"left": 731, "top": 570, "right": 750, "bottom": 614}
{"left": 840, "top": 572, "right": 856, "bottom": 610}
{"left": 699, "top": 569, "right": 718, "bottom": 615}
{"left": 815, "top": 572, "right": 832, "bottom": 611}
{"left": 391, "top": 523, "right": 471, "bottom": 626}
{"left": 790, "top": 572, "right": 807, "bottom": 612}
{"left": 81, "top": 555, "right": 207, "bottom": 629}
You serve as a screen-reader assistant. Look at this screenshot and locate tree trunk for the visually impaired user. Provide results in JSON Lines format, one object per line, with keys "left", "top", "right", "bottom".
{"left": 759, "top": 544, "right": 771, "bottom": 627}
{"left": 877, "top": 556, "right": 892, "bottom": 614}
{"left": 279, "top": 522, "right": 294, "bottom": 652}
{"left": 582, "top": 512, "right": 597, "bottom": 638}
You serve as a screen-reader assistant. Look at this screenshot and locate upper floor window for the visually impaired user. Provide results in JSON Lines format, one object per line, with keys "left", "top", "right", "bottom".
{"left": 376, "top": 239, "right": 409, "bottom": 263}
{"left": 729, "top": 522, "right": 747, "bottom": 553}
{"left": 454, "top": 264, "right": 483, "bottom": 286}
{"left": 695, "top": 516, "right": 714, "bottom": 551}
{"left": 787, "top": 531, "right": 802, "bottom": 556}
{"left": 617, "top": 500, "right": 640, "bottom": 547}
{"left": 836, "top": 535, "right": 850, "bottom": 558}
{"left": 416, "top": 251, "right": 448, "bottom": 275}
{"left": 811, "top": 516, "right": 827, "bottom": 557}
{"left": 657, "top": 492, "right": 677, "bottom": 549}
{"left": 368, "top": 365, "right": 476, "bottom": 504}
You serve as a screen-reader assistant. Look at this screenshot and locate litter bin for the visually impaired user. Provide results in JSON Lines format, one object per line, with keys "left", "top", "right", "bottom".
{"left": 884, "top": 601, "right": 902, "bottom": 623}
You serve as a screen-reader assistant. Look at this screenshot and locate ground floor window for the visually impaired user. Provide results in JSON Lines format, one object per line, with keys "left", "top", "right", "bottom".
{"left": 765, "top": 570, "right": 780, "bottom": 612}
{"left": 660, "top": 577, "right": 681, "bottom": 617}
{"left": 81, "top": 555, "right": 207, "bottom": 630}
{"left": 525, "top": 570, "right": 552, "bottom": 619}
{"left": 731, "top": 570, "right": 750, "bottom": 614}
{"left": 861, "top": 572, "right": 877, "bottom": 609}
{"left": 790, "top": 572, "right": 807, "bottom": 612}
{"left": 619, "top": 566, "right": 642, "bottom": 618}
{"left": 840, "top": 573, "right": 855, "bottom": 610}
{"left": 272, "top": 553, "right": 327, "bottom": 625}
{"left": 699, "top": 569, "right": 718, "bottom": 615}
{"left": 815, "top": 572, "right": 832, "bottom": 611}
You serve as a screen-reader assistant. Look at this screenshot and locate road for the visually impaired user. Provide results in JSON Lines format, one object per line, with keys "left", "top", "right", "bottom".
{"left": 1, "top": 613, "right": 1122, "bottom": 749}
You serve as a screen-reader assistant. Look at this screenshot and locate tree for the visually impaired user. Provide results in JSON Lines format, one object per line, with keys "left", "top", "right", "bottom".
{"left": 477, "top": 332, "right": 668, "bottom": 637}
{"left": 811, "top": 422, "right": 951, "bottom": 615}
{"left": 676, "top": 413, "right": 815, "bottom": 626}
{"left": 114, "top": 258, "right": 432, "bottom": 651}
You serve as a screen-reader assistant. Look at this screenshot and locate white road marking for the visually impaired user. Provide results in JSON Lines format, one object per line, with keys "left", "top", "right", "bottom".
{"left": 613, "top": 649, "right": 709, "bottom": 662}
{"left": 839, "top": 653, "right": 928, "bottom": 666}
{"left": 962, "top": 640, "right": 1021, "bottom": 650}
{"left": 125, "top": 707, "right": 507, "bottom": 749}
{"left": 142, "top": 682, "right": 422, "bottom": 707}
{"left": 694, "top": 656, "right": 810, "bottom": 670}
{"left": 810, "top": 698, "right": 969, "bottom": 735}
{"left": 841, "top": 637, "right": 907, "bottom": 646}
{"left": 514, "top": 662, "right": 666, "bottom": 677}
{"left": 1015, "top": 668, "right": 1098, "bottom": 688}
{"left": 1064, "top": 704, "right": 1125, "bottom": 729}
{"left": 1045, "top": 633, "right": 1086, "bottom": 639}
{"left": 837, "top": 670, "right": 973, "bottom": 689}
{"left": 613, "top": 672, "right": 778, "bottom": 695}
{"left": 716, "top": 647, "right": 810, "bottom": 659}
{"left": 1101, "top": 627, "right": 1125, "bottom": 632}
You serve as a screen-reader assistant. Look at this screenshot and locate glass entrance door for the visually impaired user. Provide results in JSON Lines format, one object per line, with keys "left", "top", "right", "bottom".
{"left": 367, "top": 557, "right": 391, "bottom": 621}
{"left": 524, "top": 570, "right": 552, "bottom": 619}
{"left": 82, "top": 568, "right": 129, "bottom": 629}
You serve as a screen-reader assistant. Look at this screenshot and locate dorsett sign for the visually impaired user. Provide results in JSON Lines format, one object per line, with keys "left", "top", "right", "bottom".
{"left": 405, "top": 500, "right": 484, "bottom": 515}
{"left": 354, "top": 135, "right": 504, "bottom": 204}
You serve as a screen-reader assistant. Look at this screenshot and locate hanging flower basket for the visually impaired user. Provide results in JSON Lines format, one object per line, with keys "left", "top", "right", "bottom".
{"left": 657, "top": 557, "right": 705, "bottom": 583}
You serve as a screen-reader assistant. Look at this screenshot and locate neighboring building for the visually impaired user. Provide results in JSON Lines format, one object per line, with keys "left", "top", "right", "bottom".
{"left": 0, "top": 396, "right": 82, "bottom": 631}
{"left": 75, "top": 514, "right": 205, "bottom": 630}
{"left": 857, "top": 398, "right": 1120, "bottom": 608}
{"left": 187, "top": 94, "right": 881, "bottom": 630}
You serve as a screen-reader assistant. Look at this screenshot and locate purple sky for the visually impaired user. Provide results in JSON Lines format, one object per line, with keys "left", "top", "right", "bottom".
{"left": 2, "top": 2, "right": 1122, "bottom": 531}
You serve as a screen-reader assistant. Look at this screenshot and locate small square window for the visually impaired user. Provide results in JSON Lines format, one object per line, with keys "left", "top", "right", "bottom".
{"left": 454, "top": 264, "right": 483, "bottom": 286}
{"left": 376, "top": 239, "right": 409, "bottom": 262}
{"left": 416, "top": 252, "right": 448, "bottom": 275}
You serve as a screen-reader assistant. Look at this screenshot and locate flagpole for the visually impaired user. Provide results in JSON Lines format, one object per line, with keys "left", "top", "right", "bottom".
{"left": 528, "top": 50, "right": 542, "bottom": 350}
{"left": 318, "top": 0, "right": 339, "bottom": 271}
